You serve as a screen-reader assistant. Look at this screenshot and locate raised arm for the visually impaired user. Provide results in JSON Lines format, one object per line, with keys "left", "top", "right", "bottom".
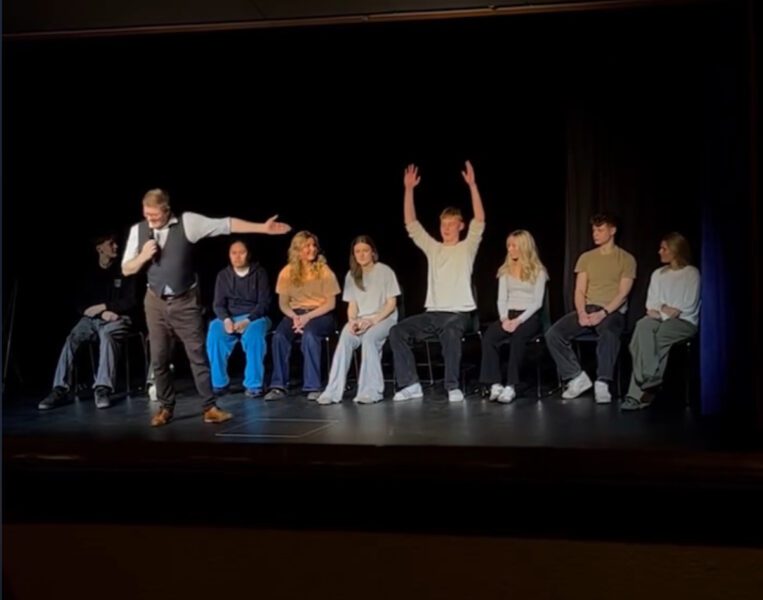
{"left": 231, "top": 215, "right": 291, "bottom": 235}
{"left": 403, "top": 164, "right": 421, "bottom": 225}
{"left": 461, "top": 160, "right": 485, "bottom": 223}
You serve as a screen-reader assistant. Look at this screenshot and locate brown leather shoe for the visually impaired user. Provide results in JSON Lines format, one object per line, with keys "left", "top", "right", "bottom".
{"left": 203, "top": 405, "right": 233, "bottom": 424}
{"left": 151, "top": 408, "right": 173, "bottom": 427}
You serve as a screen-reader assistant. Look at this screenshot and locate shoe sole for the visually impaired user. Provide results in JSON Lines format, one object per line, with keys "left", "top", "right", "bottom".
{"left": 393, "top": 393, "right": 423, "bottom": 401}
{"left": 562, "top": 382, "right": 593, "bottom": 399}
{"left": 204, "top": 415, "right": 233, "bottom": 424}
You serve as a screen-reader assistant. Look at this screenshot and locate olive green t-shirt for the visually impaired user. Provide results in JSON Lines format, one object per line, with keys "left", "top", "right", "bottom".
{"left": 575, "top": 246, "right": 636, "bottom": 310}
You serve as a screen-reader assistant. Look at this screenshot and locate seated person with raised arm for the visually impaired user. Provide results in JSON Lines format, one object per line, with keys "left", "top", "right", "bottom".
{"left": 389, "top": 160, "right": 485, "bottom": 403}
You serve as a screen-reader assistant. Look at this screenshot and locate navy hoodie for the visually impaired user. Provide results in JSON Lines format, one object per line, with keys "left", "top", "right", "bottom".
{"left": 212, "top": 263, "right": 271, "bottom": 322}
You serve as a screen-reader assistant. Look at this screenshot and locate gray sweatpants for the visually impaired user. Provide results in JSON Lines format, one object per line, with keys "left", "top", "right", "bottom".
{"left": 322, "top": 316, "right": 396, "bottom": 401}
{"left": 628, "top": 316, "right": 697, "bottom": 399}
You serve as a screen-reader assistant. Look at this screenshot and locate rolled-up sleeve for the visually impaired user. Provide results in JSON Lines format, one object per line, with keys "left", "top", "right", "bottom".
{"left": 183, "top": 212, "right": 232, "bottom": 243}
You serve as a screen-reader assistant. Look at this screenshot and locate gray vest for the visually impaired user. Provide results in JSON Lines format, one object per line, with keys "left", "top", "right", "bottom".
{"left": 138, "top": 214, "right": 195, "bottom": 296}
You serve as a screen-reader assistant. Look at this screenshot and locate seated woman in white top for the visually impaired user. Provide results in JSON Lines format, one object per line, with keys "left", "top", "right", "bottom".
{"left": 479, "top": 230, "right": 548, "bottom": 403}
{"left": 622, "top": 232, "right": 700, "bottom": 411}
{"left": 316, "top": 235, "right": 401, "bottom": 405}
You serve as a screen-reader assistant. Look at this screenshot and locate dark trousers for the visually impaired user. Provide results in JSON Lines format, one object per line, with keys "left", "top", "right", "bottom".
{"left": 145, "top": 288, "right": 215, "bottom": 411}
{"left": 545, "top": 305, "right": 625, "bottom": 381}
{"left": 269, "top": 310, "right": 336, "bottom": 392}
{"left": 389, "top": 311, "right": 472, "bottom": 391}
{"left": 478, "top": 312, "right": 541, "bottom": 387}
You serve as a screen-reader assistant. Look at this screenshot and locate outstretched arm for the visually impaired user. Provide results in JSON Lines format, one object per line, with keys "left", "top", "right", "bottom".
{"left": 403, "top": 164, "right": 421, "bottom": 225}
{"left": 231, "top": 215, "right": 291, "bottom": 235}
{"left": 461, "top": 160, "right": 485, "bottom": 223}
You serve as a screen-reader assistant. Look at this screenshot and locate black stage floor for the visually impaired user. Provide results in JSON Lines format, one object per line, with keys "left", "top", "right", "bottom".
{"left": 1, "top": 382, "right": 726, "bottom": 448}
{"left": 4, "top": 381, "right": 763, "bottom": 546}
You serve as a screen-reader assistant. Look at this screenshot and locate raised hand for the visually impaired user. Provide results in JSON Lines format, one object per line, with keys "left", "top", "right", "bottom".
{"left": 403, "top": 164, "right": 421, "bottom": 190}
{"left": 461, "top": 160, "right": 476, "bottom": 186}
{"left": 263, "top": 215, "right": 292, "bottom": 235}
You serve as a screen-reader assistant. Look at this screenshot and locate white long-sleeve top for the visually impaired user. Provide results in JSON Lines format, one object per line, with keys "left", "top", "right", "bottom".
{"left": 645, "top": 265, "right": 701, "bottom": 326}
{"left": 406, "top": 219, "right": 484, "bottom": 312}
{"left": 497, "top": 270, "right": 548, "bottom": 323}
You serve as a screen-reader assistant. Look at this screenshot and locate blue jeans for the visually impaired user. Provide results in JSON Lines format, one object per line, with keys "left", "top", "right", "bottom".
{"left": 269, "top": 311, "right": 335, "bottom": 392}
{"left": 206, "top": 315, "right": 270, "bottom": 392}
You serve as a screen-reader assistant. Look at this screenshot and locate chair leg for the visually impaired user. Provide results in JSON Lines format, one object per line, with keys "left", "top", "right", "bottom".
{"left": 685, "top": 342, "right": 692, "bottom": 408}
{"left": 424, "top": 341, "right": 434, "bottom": 386}
{"left": 536, "top": 361, "right": 542, "bottom": 399}
{"left": 125, "top": 344, "right": 131, "bottom": 397}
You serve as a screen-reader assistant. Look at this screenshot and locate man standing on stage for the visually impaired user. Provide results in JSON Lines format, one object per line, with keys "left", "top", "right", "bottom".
{"left": 121, "top": 188, "right": 290, "bottom": 427}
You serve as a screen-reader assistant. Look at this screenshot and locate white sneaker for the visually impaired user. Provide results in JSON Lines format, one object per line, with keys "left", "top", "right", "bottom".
{"left": 448, "top": 389, "right": 465, "bottom": 402}
{"left": 489, "top": 384, "right": 504, "bottom": 401}
{"left": 353, "top": 396, "right": 381, "bottom": 404}
{"left": 316, "top": 393, "right": 341, "bottom": 405}
{"left": 562, "top": 371, "right": 593, "bottom": 399}
{"left": 393, "top": 383, "right": 424, "bottom": 401}
{"left": 147, "top": 384, "right": 158, "bottom": 402}
{"left": 497, "top": 385, "right": 516, "bottom": 404}
{"left": 594, "top": 381, "right": 612, "bottom": 404}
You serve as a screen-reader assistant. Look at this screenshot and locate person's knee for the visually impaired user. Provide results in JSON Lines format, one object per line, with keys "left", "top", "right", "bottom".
{"left": 208, "top": 319, "right": 225, "bottom": 336}
{"left": 272, "top": 329, "right": 289, "bottom": 344}
{"left": 545, "top": 323, "right": 563, "bottom": 344}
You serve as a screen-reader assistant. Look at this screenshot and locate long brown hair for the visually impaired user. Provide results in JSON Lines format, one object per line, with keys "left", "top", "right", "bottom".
{"left": 349, "top": 235, "right": 379, "bottom": 291}
{"left": 661, "top": 232, "right": 692, "bottom": 269}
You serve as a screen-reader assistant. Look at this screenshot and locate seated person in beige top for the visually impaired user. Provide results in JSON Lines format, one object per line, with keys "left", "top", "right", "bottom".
{"left": 546, "top": 213, "right": 636, "bottom": 404}
{"left": 264, "top": 231, "right": 341, "bottom": 400}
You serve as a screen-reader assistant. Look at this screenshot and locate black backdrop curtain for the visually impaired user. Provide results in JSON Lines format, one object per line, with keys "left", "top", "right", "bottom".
{"left": 563, "top": 2, "right": 755, "bottom": 418}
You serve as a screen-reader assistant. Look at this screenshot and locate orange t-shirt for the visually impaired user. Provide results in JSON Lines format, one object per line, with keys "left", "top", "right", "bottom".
{"left": 275, "top": 264, "right": 341, "bottom": 310}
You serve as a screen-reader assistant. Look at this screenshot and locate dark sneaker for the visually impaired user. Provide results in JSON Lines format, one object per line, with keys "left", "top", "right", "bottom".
{"left": 38, "top": 386, "right": 69, "bottom": 410}
{"left": 264, "top": 388, "right": 287, "bottom": 401}
{"left": 94, "top": 386, "right": 112, "bottom": 409}
{"left": 213, "top": 386, "right": 230, "bottom": 397}
{"left": 621, "top": 394, "right": 653, "bottom": 411}
{"left": 245, "top": 388, "right": 263, "bottom": 398}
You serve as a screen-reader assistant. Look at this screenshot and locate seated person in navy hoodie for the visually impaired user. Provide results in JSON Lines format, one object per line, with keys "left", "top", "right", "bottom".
{"left": 206, "top": 240, "right": 271, "bottom": 397}
{"left": 39, "top": 232, "right": 137, "bottom": 410}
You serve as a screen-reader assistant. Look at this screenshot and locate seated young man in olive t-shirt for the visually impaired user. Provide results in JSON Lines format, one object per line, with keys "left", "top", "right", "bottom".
{"left": 546, "top": 213, "right": 636, "bottom": 404}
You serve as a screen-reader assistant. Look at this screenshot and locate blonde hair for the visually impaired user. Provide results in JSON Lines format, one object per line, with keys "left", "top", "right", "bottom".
{"left": 497, "top": 229, "right": 547, "bottom": 283}
{"left": 142, "top": 188, "right": 170, "bottom": 210}
{"left": 287, "top": 231, "right": 327, "bottom": 285}
{"left": 439, "top": 207, "right": 463, "bottom": 221}
{"left": 661, "top": 231, "right": 692, "bottom": 269}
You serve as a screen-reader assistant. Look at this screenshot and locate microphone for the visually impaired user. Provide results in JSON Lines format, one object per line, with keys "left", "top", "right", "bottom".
{"left": 148, "top": 228, "right": 160, "bottom": 263}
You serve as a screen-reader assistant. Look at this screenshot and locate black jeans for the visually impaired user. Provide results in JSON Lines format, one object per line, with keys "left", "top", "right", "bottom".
{"left": 545, "top": 305, "right": 625, "bottom": 381}
{"left": 389, "top": 311, "right": 472, "bottom": 391}
{"left": 479, "top": 311, "right": 542, "bottom": 387}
